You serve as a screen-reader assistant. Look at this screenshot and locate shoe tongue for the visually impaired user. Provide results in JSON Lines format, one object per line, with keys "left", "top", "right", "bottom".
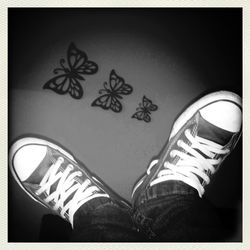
{"left": 25, "top": 150, "right": 75, "bottom": 198}
{"left": 197, "top": 113, "right": 234, "bottom": 146}
{"left": 25, "top": 148, "right": 54, "bottom": 184}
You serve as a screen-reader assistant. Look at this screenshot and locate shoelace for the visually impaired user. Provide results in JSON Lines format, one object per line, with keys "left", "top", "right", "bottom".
{"left": 147, "top": 129, "right": 230, "bottom": 197}
{"left": 35, "top": 156, "right": 109, "bottom": 227}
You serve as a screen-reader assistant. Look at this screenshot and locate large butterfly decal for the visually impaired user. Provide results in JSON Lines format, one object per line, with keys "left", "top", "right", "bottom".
{"left": 91, "top": 70, "right": 133, "bottom": 113}
{"left": 43, "top": 42, "right": 98, "bottom": 99}
{"left": 132, "top": 95, "right": 158, "bottom": 123}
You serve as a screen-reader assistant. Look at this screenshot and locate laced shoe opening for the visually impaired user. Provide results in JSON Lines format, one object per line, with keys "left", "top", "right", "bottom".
{"left": 35, "top": 156, "right": 110, "bottom": 227}
{"left": 147, "top": 129, "right": 229, "bottom": 197}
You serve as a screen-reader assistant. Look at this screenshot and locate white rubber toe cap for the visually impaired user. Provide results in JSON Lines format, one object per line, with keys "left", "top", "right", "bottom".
{"left": 200, "top": 101, "right": 242, "bottom": 133}
{"left": 11, "top": 144, "right": 47, "bottom": 181}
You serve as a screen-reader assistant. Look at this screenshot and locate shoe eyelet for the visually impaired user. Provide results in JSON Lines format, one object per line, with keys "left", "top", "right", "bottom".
{"left": 170, "top": 151, "right": 175, "bottom": 158}
{"left": 163, "top": 161, "right": 169, "bottom": 168}
{"left": 185, "top": 129, "right": 192, "bottom": 137}
{"left": 58, "top": 157, "right": 64, "bottom": 163}
{"left": 177, "top": 140, "right": 182, "bottom": 147}
{"left": 67, "top": 164, "right": 74, "bottom": 171}
{"left": 217, "top": 157, "right": 222, "bottom": 164}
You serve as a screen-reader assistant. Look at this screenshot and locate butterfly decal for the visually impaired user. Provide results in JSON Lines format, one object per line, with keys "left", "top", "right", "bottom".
{"left": 91, "top": 70, "right": 133, "bottom": 113}
{"left": 43, "top": 42, "right": 98, "bottom": 99}
{"left": 132, "top": 95, "right": 158, "bottom": 123}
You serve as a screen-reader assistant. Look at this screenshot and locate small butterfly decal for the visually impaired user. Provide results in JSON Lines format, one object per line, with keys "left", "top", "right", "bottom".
{"left": 43, "top": 42, "right": 98, "bottom": 99}
{"left": 132, "top": 95, "right": 158, "bottom": 123}
{"left": 91, "top": 69, "right": 133, "bottom": 113}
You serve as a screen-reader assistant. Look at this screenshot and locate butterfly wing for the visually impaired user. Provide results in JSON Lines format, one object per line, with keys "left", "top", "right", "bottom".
{"left": 109, "top": 70, "right": 133, "bottom": 96}
{"left": 142, "top": 95, "right": 158, "bottom": 111}
{"left": 109, "top": 96, "right": 123, "bottom": 112}
{"left": 43, "top": 74, "right": 71, "bottom": 95}
{"left": 43, "top": 74, "right": 83, "bottom": 99}
{"left": 68, "top": 77, "right": 84, "bottom": 99}
{"left": 68, "top": 43, "right": 98, "bottom": 77}
{"left": 132, "top": 110, "right": 151, "bottom": 123}
{"left": 132, "top": 110, "right": 144, "bottom": 120}
{"left": 143, "top": 113, "right": 151, "bottom": 122}
{"left": 91, "top": 94, "right": 122, "bottom": 113}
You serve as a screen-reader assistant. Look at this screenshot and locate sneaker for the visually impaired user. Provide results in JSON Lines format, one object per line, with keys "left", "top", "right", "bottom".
{"left": 9, "top": 137, "right": 131, "bottom": 228}
{"left": 132, "top": 90, "right": 242, "bottom": 202}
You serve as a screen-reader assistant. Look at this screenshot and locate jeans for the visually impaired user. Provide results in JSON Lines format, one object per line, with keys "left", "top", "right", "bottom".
{"left": 40, "top": 180, "right": 228, "bottom": 242}
{"left": 132, "top": 180, "right": 226, "bottom": 241}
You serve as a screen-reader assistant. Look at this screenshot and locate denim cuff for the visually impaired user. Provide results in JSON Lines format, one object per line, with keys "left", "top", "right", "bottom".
{"left": 135, "top": 180, "right": 198, "bottom": 207}
{"left": 132, "top": 180, "right": 199, "bottom": 239}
